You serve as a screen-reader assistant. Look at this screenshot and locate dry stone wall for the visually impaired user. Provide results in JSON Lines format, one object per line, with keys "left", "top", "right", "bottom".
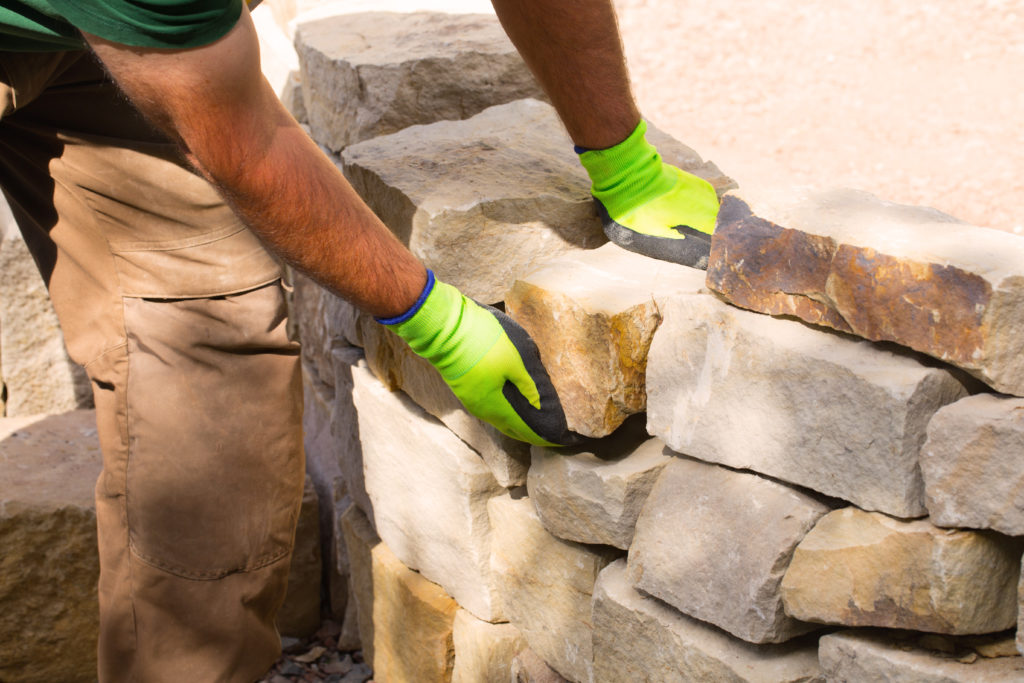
{"left": 292, "top": 9, "right": 1024, "bottom": 683}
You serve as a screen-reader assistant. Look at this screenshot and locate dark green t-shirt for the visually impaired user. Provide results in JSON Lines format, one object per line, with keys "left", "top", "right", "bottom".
{"left": 0, "top": 0, "right": 243, "bottom": 51}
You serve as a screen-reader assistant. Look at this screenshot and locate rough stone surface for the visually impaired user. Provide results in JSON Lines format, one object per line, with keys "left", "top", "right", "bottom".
{"left": 276, "top": 475, "right": 323, "bottom": 638}
{"left": 296, "top": 11, "right": 545, "bottom": 152}
{"left": 356, "top": 311, "right": 530, "bottom": 487}
{"left": 489, "top": 492, "right": 621, "bottom": 683}
{"left": 781, "top": 507, "right": 1023, "bottom": 634}
{"left": 329, "top": 478, "right": 360, "bottom": 650}
{"left": 528, "top": 419, "right": 671, "bottom": 549}
{"left": 706, "top": 187, "right": 1024, "bottom": 396}
{"left": 646, "top": 292, "right": 969, "bottom": 517}
{"left": 921, "top": 393, "right": 1024, "bottom": 535}
{"left": 341, "top": 504, "right": 378, "bottom": 667}
{"left": 451, "top": 609, "right": 528, "bottom": 683}
{"left": 352, "top": 363, "right": 505, "bottom": 622}
{"left": 293, "top": 271, "right": 362, "bottom": 381}
{"left": 593, "top": 560, "right": 823, "bottom": 683}
{"left": 0, "top": 411, "right": 101, "bottom": 683}
{"left": 819, "top": 630, "right": 1024, "bottom": 682}
{"left": 506, "top": 243, "right": 708, "bottom": 437}
{"left": 0, "top": 232, "right": 92, "bottom": 416}
{"left": 510, "top": 648, "right": 570, "bottom": 683}
{"left": 628, "top": 457, "right": 828, "bottom": 644}
{"left": 331, "top": 349, "right": 374, "bottom": 521}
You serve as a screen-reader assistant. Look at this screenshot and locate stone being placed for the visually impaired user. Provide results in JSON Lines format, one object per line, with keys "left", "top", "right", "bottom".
{"left": 921, "top": 393, "right": 1024, "bottom": 535}
{"left": 819, "top": 630, "right": 1024, "bottom": 682}
{"left": 781, "top": 507, "right": 1023, "bottom": 634}
{"left": 489, "top": 492, "right": 621, "bottom": 683}
{"left": 627, "top": 457, "right": 828, "bottom": 644}
{"left": 506, "top": 243, "right": 708, "bottom": 437}
{"left": 296, "top": 11, "right": 545, "bottom": 152}
{"left": 706, "top": 187, "right": 1024, "bottom": 396}
{"left": 593, "top": 560, "right": 822, "bottom": 683}
{"left": 646, "top": 293, "right": 969, "bottom": 518}
{"left": 451, "top": 609, "right": 528, "bottom": 683}
{"left": 352, "top": 363, "right": 505, "bottom": 622}
{"left": 0, "top": 411, "right": 101, "bottom": 683}
{"left": 356, "top": 313, "right": 530, "bottom": 487}
{"left": 528, "top": 422, "right": 672, "bottom": 549}
{"left": 276, "top": 475, "right": 322, "bottom": 639}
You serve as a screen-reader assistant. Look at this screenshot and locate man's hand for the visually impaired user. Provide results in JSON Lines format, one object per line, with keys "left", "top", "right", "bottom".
{"left": 579, "top": 121, "right": 720, "bottom": 269}
{"left": 382, "top": 272, "right": 577, "bottom": 447}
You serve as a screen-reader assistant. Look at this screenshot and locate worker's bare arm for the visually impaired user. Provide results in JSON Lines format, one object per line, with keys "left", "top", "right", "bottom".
{"left": 84, "top": 8, "right": 426, "bottom": 319}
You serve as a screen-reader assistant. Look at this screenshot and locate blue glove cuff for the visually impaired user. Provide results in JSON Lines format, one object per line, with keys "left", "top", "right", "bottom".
{"left": 375, "top": 269, "right": 435, "bottom": 325}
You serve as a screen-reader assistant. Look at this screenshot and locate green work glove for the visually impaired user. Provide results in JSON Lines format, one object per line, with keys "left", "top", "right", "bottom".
{"left": 379, "top": 271, "right": 577, "bottom": 447}
{"left": 578, "top": 120, "right": 720, "bottom": 269}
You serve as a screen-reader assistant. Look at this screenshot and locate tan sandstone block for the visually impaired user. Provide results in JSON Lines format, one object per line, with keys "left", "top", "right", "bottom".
{"left": 506, "top": 243, "right": 707, "bottom": 437}
{"left": 276, "top": 475, "right": 323, "bottom": 639}
{"left": 489, "top": 492, "right": 621, "bottom": 683}
{"left": 0, "top": 411, "right": 101, "bottom": 683}
{"left": 451, "top": 609, "right": 528, "bottom": 683}
{"left": 921, "top": 393, "right": 1024, "bottom": 535}
{"left": 706, "top": 187, "right": 1024, "bottom": 396}
{"left": 510, "top": 648, "right": 570, "bottom": 683}
{"left": 781, "top": 507, "right": 1023, "bottom": 634}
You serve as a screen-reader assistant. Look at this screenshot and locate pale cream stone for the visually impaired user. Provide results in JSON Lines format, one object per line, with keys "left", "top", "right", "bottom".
{"left": 489, "top": 492, "right": 620, "bottom": 683}
{"left": 451, "top": 609, "right": 528, "bottom": 683}
{"left": 593, "top": 560, "right": 822, "bottom": 683}
{"left": 781, "top": 507, "right": 1023, "bottom": 634}
{"left": 276, "top": 475, "right": 322, "bottom": 638}
{"left": 646, "top": 292, "right": 969, "bottom": 517}
{"left": 628, "top": 458, "right": 827, "bottom": 644}
{"left": 506, "top": 243, "right": 708, "bottom": 437}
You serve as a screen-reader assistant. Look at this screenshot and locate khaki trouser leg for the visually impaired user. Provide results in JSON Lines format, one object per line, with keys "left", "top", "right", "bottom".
{"left": 0, "top": 51, "right": 305, "bottom": 682}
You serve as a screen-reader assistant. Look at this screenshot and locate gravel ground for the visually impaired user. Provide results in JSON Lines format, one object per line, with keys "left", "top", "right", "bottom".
{"left": 615, "top": 0, "right": 1024, "bottom": 234}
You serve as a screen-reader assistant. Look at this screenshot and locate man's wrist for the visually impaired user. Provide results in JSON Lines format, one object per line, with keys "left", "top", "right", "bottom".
{"left": 375, "top": 269, "right": 435, "bottom": 325}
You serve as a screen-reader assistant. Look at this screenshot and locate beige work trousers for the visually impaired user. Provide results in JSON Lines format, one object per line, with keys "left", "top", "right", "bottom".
{"left": 0, "top": 50, "right": 305, "bottom": 682}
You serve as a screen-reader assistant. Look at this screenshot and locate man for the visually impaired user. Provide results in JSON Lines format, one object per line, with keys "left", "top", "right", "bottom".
{"left": 0, "top": 0, "right": 719, "bottom": 680}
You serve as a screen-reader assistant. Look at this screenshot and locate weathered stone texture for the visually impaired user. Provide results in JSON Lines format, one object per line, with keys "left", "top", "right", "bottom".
{"left": 276, "top": 475, "right": 322, "bottom": 638}
{"left": 593, "top": 560, "right": 822, "bottom": 683}
{"left": 506, "top": 243, "right": 707, "bottom": 437}
{"left": 353, "top": 362, "right": 505, "bottom": 622}
{"left": 706, "top": 187, "right": 1024, "bottom": 396}
{"left": 646, "top": 293, "right": 968, "bottom": 517}
{"left": 0, "top": 233, "right": 92, "bottom": 416}
{"left": 528, "top": 424, "right": 672, "bottom": 549}
{"left": 341, "top": 504, "right": 378, "bottom": 667}
{"left": 293, "top": 271, "right": 362, "bottom": 380}
{"left": 331, "top": 349, "right": 374, "bottom": 521}
{"left": 921, "top": 393, "right": 1024, "bottom": 535}
{"left": 489, "top": 492, "right": 621, "bottom": 683}
{"left": 781, "top": 507, "right": 1023, "bottom": 634}
{"left": 452, "top": 609, "right": 528, "bottom": 683}
{"left": 628, "top": 458, "right": 828, "bottom": 644}
{"left": 296, "top": 11, "right": 545, "bottom": 152}
{"left": 819, "top": 630, "right": 1024, "bottom": 682}
{"left": 510, "top": 648, "right": 570, "bottom": 683}
{"left": 0, "top": 411, "right": 101, "bottom": 683}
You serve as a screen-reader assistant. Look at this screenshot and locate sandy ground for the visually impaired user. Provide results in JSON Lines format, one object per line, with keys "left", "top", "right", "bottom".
{"left": 614, "top": 0, "right": 1024, "bottom": 234}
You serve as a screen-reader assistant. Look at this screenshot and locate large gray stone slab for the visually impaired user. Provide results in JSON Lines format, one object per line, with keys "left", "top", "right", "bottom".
{"left": 628, "top": 457, "right": 828, "bottom": 644}
{"left": 921, "top": 393, "right": 1024, "bottom": 535}
{"left": 296, "top": 11, "right": 545, "bottom": 152}
{"left": 352, "top": 363, "right": 505, "bottom": 622}
{"left": 593, "top": 560, "right": 822, "bottom": 683}
{"left": 646, "top": 293, "right": 969, "bottom": 517}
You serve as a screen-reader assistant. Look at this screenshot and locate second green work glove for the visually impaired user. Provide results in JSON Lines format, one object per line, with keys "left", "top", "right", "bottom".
{"left": 379, "top": 271, "right": 577, "bottom": 447}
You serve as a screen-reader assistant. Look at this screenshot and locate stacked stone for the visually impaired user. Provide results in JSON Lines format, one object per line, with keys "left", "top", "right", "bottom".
{"left": 291, "top": 8, "right": 1024, "bottom": 683}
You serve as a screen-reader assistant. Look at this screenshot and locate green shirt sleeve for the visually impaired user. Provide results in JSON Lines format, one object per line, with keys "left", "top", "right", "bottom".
{"left": 46, "top": 0, "right": 243, "bottom": 49}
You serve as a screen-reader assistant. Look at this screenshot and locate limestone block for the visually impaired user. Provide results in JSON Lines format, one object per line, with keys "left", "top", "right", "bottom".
{"left": 489, "top": 492, "right": 621, "bottom": 683}
{"left": 921, "top": 393, "right": 1024, "bottom": 535}
{"left": 706, "top": 187, "right": 1024, "bottom": 396}
{"left": 0, "top": 232, "right": 92, "bottom": 416}
{"left": 292, "top": 271, "right": 362, "bottom": 380}
{"left": 329, "top": 477, "right": 360, "bottom": 650}
{"left": 506, "top": 243, "right": 708, "bottom": 437}
{"left": 276, "top": 475, "right": 322, "bottom": 638}
{"left": 593, "top": 560, "right": 822, "bottom": 683}
{"left": 341, "top": 504, "right": 378, "bottom": 666}
{"left": 781, "top": 507, "right": 1023, "bottom": 634}
{"left": 353, "top": 363, "right": 505, "bottom": 621}
{"left": 819, "top": 630, "right": 1024, "bottom": 682}
{"left": 296, "top": 11, "right": 545, "bottom": 152}
{"left": 646, "top": 292, "right": 969, "bottom": 517}
{"left": 451, "top": 609, "right": 528, "bottom": 683}
{"left": 331, "top": 348, "right": 374, "bottom": 520}
{"left": 357, "top": 312, "right": 530, "bottom": 487}
{"left": 0, "top": 411, "right": 101, "bottom": 683}
{"left": 510, "top": 648, "right": 570, "bottom": 683}
{"left": 628, "top": 457, "right": 827, "bottom": 644}
{"left": 528, "top": 421, "right": 671, "bottom": 549}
